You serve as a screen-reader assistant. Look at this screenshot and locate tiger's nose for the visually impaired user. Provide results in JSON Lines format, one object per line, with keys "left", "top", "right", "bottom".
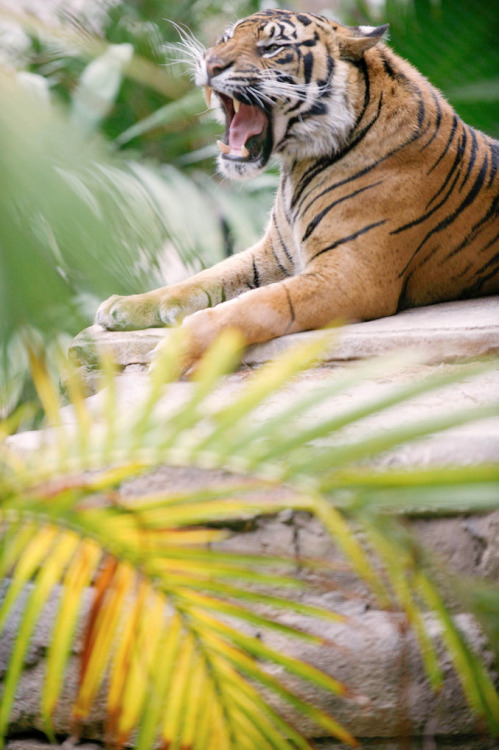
{"left": 205, "top": 54, "right": 232, "bottom": 80}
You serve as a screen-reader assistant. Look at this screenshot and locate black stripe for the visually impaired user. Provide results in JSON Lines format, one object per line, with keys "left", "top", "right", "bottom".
{"left": 427, "top": 114, "right": 458, "bottom": 174}
{"left": 252, "top": 257, "right": 260, "bottom": 288}
{"left": 420, "top": 89, "right": 442, "bottom": 152}
{"left": 426, "top": 127, "right": 467, "bottom": 210}
{"left": 272, "top": 212, "right": 294, "bottom": 265}
{"left": 479, "top": 251, "right": 499, "bottom": 281}
{"left": 461, "top": 251, "right": 499, "bottom": 297}
{"left": 304, "top": 100, "right": 328, "bottom": 117}
{"left": 398, "top": 152, "right": 490, "bottom": 277}
{"left": 292, "top": 93, "right": 383, "bottom": 219}
{"left": 478, "top": 231, "right": 499, "bottom": 257}
{"left": 270, "top": 239, "right": 291, "bottom": 277}
{"left": 414, "top": 84, "right": 426, "bottom": 130}
{"left": 391, "top": 162, "right": 463, "bottom": 236}
{"left": 290, "top": 58, "right": 370, "bottom": 211}
{"left": 458, "top": 126, "right": 477, "bottom": 193}
{"left": 437, "top": 228, "right": 474, "bottom": 266}
{"left": 378, "top": 48, "right": 397, "bottom": 79}
{"left": 391, "top": 130, "right": 467, "bottom": 236}
{"left": 297, "top": 13, "right": 312, "bottom": 26}
{"left": 299, "top": 118, "right": 426, "bottom": 219}
{"left": 354, "top": 56, "right": 371, "bottom": 130}
{"left": 438, "top": 202, "right": 499, "bottom": 267}
{"left": 302, "top": 180, "right": 382, "bottom": 242}
{"left": 283, "top": 284, "right": 296, "bottom": 333}
{"left": 303, "top": 51, "right": 314, "bottom": 84}
{"left": 451, "top": 151, "right": 489, "bottom": 222}
{"left": 471, "top": 193, "right": 499, "bottom": 235}
{"left": 310, "top": 220, "right": 386, "bottom": 261}
{"left": 488, "top": 139, "right": 499, "bottom": 188}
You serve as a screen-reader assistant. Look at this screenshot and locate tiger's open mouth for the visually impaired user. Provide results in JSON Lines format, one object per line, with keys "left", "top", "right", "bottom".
{"left": 205, "top": 88, "right": 273, "bottom": 165}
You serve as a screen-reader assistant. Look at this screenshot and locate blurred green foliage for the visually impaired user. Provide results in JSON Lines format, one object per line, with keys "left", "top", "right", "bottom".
{"left": 342, "top": 0, "right": 499, "bottom": 138}
{"left": 0, "top": 0, "right": 276, "bottom": 416}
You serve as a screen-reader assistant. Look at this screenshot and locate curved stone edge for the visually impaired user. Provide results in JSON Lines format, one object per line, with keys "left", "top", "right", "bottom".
{"left": 69, "top": 297, "right": 499, "bottom": 374}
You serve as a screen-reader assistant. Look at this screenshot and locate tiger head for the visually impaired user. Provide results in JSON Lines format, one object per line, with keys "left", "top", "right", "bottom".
{"left": 196, "top": 9, "right": 388, "bottom": 180}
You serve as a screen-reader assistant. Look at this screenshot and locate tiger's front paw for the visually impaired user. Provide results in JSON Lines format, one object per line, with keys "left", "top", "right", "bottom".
{"left": 95, "top": 292, "right": 184, "bottom": 331}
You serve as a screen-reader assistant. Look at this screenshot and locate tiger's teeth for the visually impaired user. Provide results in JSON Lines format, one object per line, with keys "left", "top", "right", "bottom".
{"left": 204, "top": 86, "right": 212, "bottom": 107}
{"left": 233, "top": 98, "right": 240, "bottom": 113}
{"left": 241, "top": 144, "right": 250, "bottom": 159}
{"left": 217, "top": 140, "right": 231, "bottom": 154}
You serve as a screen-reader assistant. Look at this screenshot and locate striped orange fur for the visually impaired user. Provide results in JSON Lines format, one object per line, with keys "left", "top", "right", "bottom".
{"left": 96, "top": 9, "right": 499, "bottom": 368}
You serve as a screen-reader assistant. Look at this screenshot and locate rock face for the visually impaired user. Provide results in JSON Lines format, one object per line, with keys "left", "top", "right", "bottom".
{"left": 4, "top": 296, "right": 499, "bottom": 748}
{"left": 0, "top": 580, "right": 495, "bottom": 743}
{"left": 71, "top": 296, "right": 499, "bottom": 375}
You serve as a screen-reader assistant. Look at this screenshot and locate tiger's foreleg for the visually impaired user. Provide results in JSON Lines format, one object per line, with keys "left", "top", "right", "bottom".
{"left": 180, "top": 260, "right": 401, "bottom": 371}
{"left": 95, "top": 237, "right": 289, "bottom": 331}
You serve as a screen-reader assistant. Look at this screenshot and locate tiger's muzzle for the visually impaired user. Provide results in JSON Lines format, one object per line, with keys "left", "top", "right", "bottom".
{"left": 207, "top": 88, "right": 273, "bottom": 169}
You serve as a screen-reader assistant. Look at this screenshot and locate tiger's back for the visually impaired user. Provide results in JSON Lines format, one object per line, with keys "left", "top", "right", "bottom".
{"left": 273, "top": 35, "right": 499, "bottom": 316}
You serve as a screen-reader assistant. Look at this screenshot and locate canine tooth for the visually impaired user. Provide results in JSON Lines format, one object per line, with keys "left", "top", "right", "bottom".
{"left": 204, "top": 86, "right": 212, "bottom": 107}
{"left": 217, "top": 140, "right": 231, "bottom": 154}
{"left": 233, "top": 98, "right": 240, "bottom": 113}
{"left": 241, "top": 144, "right": 250, "bottom": 159}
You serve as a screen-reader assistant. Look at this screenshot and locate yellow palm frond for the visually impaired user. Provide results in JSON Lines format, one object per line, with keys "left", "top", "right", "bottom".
{"left": 1, "top": 332, "right": 499, "bottom": 748}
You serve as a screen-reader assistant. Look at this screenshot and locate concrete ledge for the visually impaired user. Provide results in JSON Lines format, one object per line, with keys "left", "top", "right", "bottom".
{"left": 70, "top": 297, "right": 499, "bottom": 372}
{"left": 4, "top": 297, "right": 498, "bottom": 747}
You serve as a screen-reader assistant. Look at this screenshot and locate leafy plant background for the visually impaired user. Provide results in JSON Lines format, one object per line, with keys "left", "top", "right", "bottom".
{"left": 0, "top": 0, "right": 499, "bottom": 747}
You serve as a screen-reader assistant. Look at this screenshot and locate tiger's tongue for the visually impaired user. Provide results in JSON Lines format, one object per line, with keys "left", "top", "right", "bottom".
{"left": 229, "top": 103, "right": 267, "bottom": 151}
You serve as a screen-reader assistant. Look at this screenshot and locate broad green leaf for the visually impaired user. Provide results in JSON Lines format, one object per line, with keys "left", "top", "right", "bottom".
{"left": 189, "top": 332, "right": 338, "bottom": 461}
{"left": 0, "top": 524, "right": 58, "bottom": 632}
{"left": 42, "top": 539, "right": 102, "bottom": 729}
{"left": 299, "top": 401, "right": 499, "bottom": 476}
{"left": 160, "top": 633, "right": 195, "bottom": 750}
{"left": 74, "top": 560, "right": 133, "bottom": 720}
{"left": 173, "top": 587, "right": 342, "bottom": 643}
{"left": 315, "top": 499, "right": 390, "bottom": 607}
{"left": 0, "top": 531, "right": 79, "bottom": 739}
{"left": 71, "top": 44, "right": 134, "bottom": 135}
{"left": 116, "top": 88, "right": 204, "bottom": 146}
{"left": 417, "top": 573, "right": 499, "bottom": 732}
{"left": 197, "top": 626, "right": 358, "bottom": 746}
{"left": 188, "top": 607, "right": 347, "bottom": 698}
{"left": 135, "top": 613, "right": 182, "bottom": 750}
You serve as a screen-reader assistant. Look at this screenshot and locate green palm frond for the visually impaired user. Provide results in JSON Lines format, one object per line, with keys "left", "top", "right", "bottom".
{"left": 1, "top": 328, "right": 499, "bottom": 747}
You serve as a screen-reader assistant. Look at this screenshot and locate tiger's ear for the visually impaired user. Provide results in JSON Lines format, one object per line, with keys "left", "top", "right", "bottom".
{"left": 335, "top": 24, "right": 389, "bottom": 61}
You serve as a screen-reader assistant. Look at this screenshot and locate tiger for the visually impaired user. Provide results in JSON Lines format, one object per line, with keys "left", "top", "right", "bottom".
{"left": 95, "top": 8, "right": 499, "bottom": 370}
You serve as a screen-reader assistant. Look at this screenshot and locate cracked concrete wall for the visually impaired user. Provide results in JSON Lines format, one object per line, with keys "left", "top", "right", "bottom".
{"left": 2, "top": 500, "right": 499, "bottom": 746}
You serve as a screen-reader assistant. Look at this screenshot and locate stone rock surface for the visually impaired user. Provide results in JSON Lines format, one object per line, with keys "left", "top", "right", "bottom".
{"left": 1, "top": 582, "right": 494, "bottom": 742}
{"left": 5, "top": 741, "right": 499, "bottom": 750}
{"left": 70, "top": 296, "right": 499, "bottom": 374}
{"left": 9, "top": 361, "right": 499, "bottom": 468}
{"left": 4, "top": 296, "right": 499, "bottom": 748}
